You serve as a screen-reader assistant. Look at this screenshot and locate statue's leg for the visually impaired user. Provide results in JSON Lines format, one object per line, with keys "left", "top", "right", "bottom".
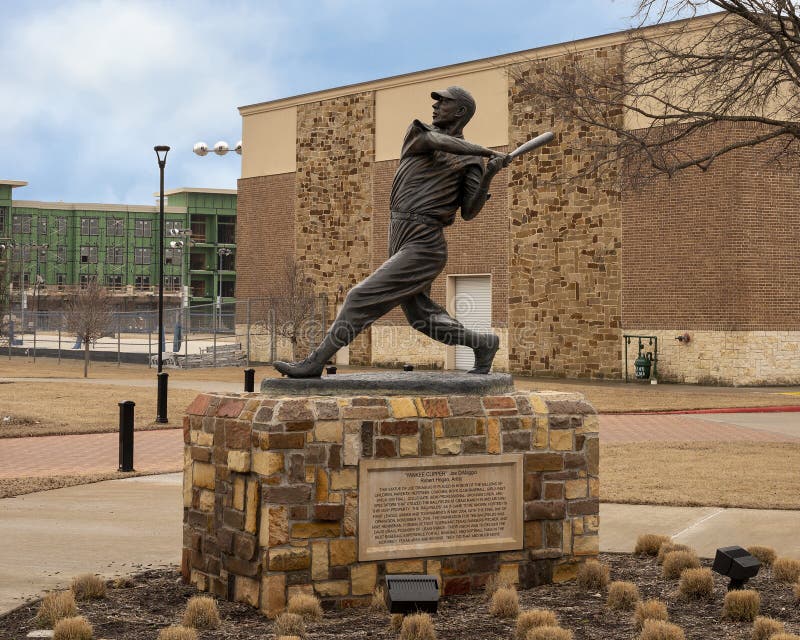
{"left": 402, "top": 292, "right": 500, "bottom": 374}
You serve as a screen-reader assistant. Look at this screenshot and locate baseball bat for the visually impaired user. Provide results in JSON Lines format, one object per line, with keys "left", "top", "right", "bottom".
{"left": 508, "top": 131, "right": 554, "bottom": 159}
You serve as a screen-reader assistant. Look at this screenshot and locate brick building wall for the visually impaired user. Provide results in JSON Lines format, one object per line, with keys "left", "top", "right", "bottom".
{"left": 507, "top": 50, "right": 623, "bottom": 379}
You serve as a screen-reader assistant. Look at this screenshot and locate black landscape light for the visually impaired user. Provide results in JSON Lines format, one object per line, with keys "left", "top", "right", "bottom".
{"left": 712, "top": 546, "right": 761, "bottom": 590}
{"left": 385, "top": 575, "right": 439, "bottom": 614}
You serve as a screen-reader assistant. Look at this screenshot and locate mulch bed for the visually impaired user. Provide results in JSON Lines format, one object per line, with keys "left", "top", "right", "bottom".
{"left": 2, "top": 553, "right": 798, "bottom": 639}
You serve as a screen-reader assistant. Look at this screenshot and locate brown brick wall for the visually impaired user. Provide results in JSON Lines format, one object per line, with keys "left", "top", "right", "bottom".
{"left": 371, "top": 153, "right": 510, "bottom": 328}
{"left": 622, "top": 122, "right": 800, "bottom": 331}
{"left": 236, "top": 173, "right": 296, "bottom": 300}
{"left": 507, "top": 51, "right": 623, "bottom": 378}
{"left": 295, "top": 92, "right": 376, "bottom": 364}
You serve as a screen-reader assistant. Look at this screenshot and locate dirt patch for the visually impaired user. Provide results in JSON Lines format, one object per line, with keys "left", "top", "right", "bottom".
{"left": 602, "top": 442, "right": 800, "bottom": 510}
{"left": 1, "top": 554, "right": 797, "bottom": 639}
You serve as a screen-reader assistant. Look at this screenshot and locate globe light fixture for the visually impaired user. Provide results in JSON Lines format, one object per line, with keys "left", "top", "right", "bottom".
{"left": 193, "top": 141, "right": 209, "bottom": 157}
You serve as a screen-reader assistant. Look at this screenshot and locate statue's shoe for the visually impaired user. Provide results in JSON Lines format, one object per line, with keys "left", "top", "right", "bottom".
{"left": 468, "top": 334, "right": 500, "bottom": 374}
{"left": 274, "top": 357, "right": 325, "bottom": 378}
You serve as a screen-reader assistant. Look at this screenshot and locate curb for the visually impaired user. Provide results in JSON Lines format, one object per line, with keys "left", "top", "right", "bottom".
{"left": 605, "top": 406, "right": 800, "bottom": 415}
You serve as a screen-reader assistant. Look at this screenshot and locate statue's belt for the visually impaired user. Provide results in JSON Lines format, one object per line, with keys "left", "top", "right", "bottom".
{"left": 390, "top": 211, "right": 445, "bottom": 228}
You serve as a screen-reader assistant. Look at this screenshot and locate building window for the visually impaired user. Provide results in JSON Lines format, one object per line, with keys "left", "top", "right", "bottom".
{"left": 221, "top": 280, "right": 235, "bottom": 297}
{"left": 106, "top": 274, "right": 123, "bottom": 290}
{"left": 134, "top": 247, "right": 151, "bottom": 265}
{"left": 0, "top": 206, "right": 7, "bottom": 232}
{"left": 38, "top": 218, "right": 47, "bottom": 236}
{"left": 57, "top": 246, "right": 67, "bottom": 263}
{"left": 57, "top": 217, "right": 67, "bottom": 235}
{"left": 165, "top": 220, "right": 183, "bottom": 236}
{"left": 191, "top": 279, "right": 205, "bottom": 297}
{"left": 134, "top": 219, "right": 152, "bottom": 237}
{"left": 14, "top": 245, "right": 31, "bottom": 261}
{"left": 107, "top": 246, "right": 124, "bottom": 264}
{"left": 19, "top": 273, "right": 31, "bottom": 287}
{"left": 80, "top": 246, "right": 98, "bottom": 264}
{"left": 56, "top": 273, "right": 67, "bottom": 289}
{"left": 12, "top": 215, "right": 32, "bottom": 234}
{"left": 107, "top": 218, "right": 124, "bottom": 236}
{"left": 80, "top": 274, "right": 97, "bottom": 289}
{"left": 135, "top": 275, "right": 150, "bottom": 290}
{"left": 165, "top": 275, "right": 180, "bottom": 291}
{"left": 190, "top": 220, "right": 206, "bottom": 241}
{"left": 218, "top": 216, "right": 236, "bottom": 244}
{"left": 165, "top": 247, "right": 182, "bottom": 265}
{"left": 80, "top": 218, "right": 99, "bottom": 236}
{"left": 38, "top": 247, "right": 47, "bottom": 263}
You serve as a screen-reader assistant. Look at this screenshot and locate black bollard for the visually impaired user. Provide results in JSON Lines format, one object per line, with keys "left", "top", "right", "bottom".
{"left": 326, "top": 365, "right": 337, "bottom": 375}
{"left": 244, "top": 368, "right": 255, "bottom": 392}
{"left": 118, "top": 400, "right": 135, "bottom": 472}
{"left": 403, "top": 364, "right": 414, "bottom": 372}
{"left": 156, "top": 372, "right": 169, "bottom": 424}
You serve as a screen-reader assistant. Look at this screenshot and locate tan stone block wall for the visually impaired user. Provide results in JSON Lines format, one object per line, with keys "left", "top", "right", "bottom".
{"left": 182, "top": 389, "right": 599, "bottom": 616}
{"left": 623, "top": 329, "right": 800, "bottom": 385}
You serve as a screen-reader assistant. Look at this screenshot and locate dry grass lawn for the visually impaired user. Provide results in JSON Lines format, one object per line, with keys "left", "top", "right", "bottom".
{"left": 0, "top": 470, "right": 176, "bottom": 498}
{"left": 602, "top": 442, "right": 800, "bottom": 509}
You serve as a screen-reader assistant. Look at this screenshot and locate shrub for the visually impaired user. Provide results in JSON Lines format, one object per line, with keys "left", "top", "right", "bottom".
{"left": 526, "top": 626, "right": 574, "bottom": 640}
{"left": 70, "top": 574, "right": 106, "bottom": 601}
{"left": 747, "top": 546, "right": 777, "bottom": 567}
{"left": 112, "top": 576, "right": 134, "bottom": 589}
{"left": 389, "top": 614, "right": 404, "bottom": 633}
{"left": 287, "top": 593, "right": 322, "bottom": 622}
{"left": 773, "top": 558, "right": 800, "bottom": 583}
{"left": 53, "top": 616, "right": 93, "bottom": 640}
{"left": 794, "top": 581, "right": 800, "bottom": 600}
{"left": 371, "top": 586, "right": 388, "bottom": 612}
{"left": 752, "top": 616, "right": 785, "bottom": 640}
{"left": 274, "top": 612, "right": 305, "bottom": 638}
{"left": 662, "top": 551, "right": 700, "bottom": 579}
{"left": 635, "top": 534, "right": 671, "bottom": 556}
{"left": 182, "top": 595, "right": 220, "bottom": 630}
{"left": 490, "top": 586, "right": 520, "bottom": 618}
{"left": 657, "top": 543, "right": 694, "bottom": 565}
{"left": 157, "top": 626, "right": 198, "bottom": 640}
{"left": 634, "top": 599, "right": 669, "bottom": 630}
{"left": 723, "top": 589, "right": 760, "bottom": 622}
{"left": 576, "top": 560, "right": 610, "bottom": 590}
{"left": 607, "top": 581, "right": 640, "bottom": 611}
{"left": 637, "top": 619, "right": 685, "bottom": 640}
{"left": 484, "top": 572, "right": 514, "bottom": 600}
{"left": 515, "top": 609, "right": 558, "bottom": 640}
{"left": 678, "top": 568, "right": 714, "bottom": 599}
{"left": 36, "top": 590, "right": 78, "bottom": 628}
{"left": 400, "top": 612, "right": 436, "bottom": 640}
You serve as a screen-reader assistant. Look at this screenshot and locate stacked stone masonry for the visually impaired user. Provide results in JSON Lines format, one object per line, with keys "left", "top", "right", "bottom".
{"left": 182, "top": 390, "right": 599, "bottom": 617}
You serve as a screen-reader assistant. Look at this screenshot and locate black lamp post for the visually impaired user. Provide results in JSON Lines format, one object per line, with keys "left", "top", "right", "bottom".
{"left": 154, "top": 145, "right": 170, "bottom": 423}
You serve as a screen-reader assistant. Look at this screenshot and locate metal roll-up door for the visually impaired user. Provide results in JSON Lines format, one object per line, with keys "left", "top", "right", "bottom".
{"left": 453, "top": 275, "right": 491, "bottom": 370}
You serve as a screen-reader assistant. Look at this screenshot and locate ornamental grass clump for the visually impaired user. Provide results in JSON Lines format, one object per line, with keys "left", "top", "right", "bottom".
{"left": 182, "top": 595, "right": 220, "bottom": 630}
{"left": 484, "top": 572, "right": 514, "bottom": 600}
{"left": 576, "top": 560, "right": 610, "bottom": 590}
{"left": 274, "top": 612, "right": 305, "bottom": 638}
{"left": 771, "top": 634, "right": 800, "bottom": 640}
{"left": 635, "top": 534, "right": 671, "bottom": 556}
{"left": 722, "top": 589, "right": 760, "bottom": 622}
{"left": 677, "top": 568, "right": 714, "bottom": 599}
{"left": 400, "top": 612, "right": 436, "bottom": 640}
{"left": 752, "top": 615, "right": 785, "bottom": 640}
{"left": 490, "top": 586, "right": 520, "bottom": 618}
{"left": 389, "top": 614, "right": 404, "bottom": 633}
{"left": 794, "top": 581, "right": 800, "bottom": 601}
{"left": 607, "top": 581, "right": 640, "bottom": 611}
{"left": 526, "top": 626, "right": 574, "bottom": 640}
{"left": 35, "top": 590, "right": 78, "bottom": 628}
{"left": 662, "top": 550, "right": 700, "bottom": 579}
{"left": 515, "top": 609, "right": 558, "bottom": 640}
{"left": 287, "top": 593, "right": 323, "bottom": 622}
{"left": 657, "top": 543, "right": 694, "bottom": 565}
{"left": 634, "top": 599, "right": 669, "bottom": 630}
{"left": 70, "top": 574, "right": 106, "bottom": 601}
{"left": 371, "top": 586, "right": 388, "bottom": 612}
{"left": 773, "top": 557, "right": 800, "bottom": 583}
{"left": 637, "top": 619, "right": 685, "bottom": 640}
{"left": 53, "top": 616, "right": 93, "bottom": 640}
{"left": 157, "top": 626, "right": 198, "bottom": 640}
{"left": 747, "top": 546, "right": 777, "bottom": 568}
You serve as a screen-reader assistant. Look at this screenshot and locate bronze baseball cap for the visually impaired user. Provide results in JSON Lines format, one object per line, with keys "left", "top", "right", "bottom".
{"left": 431, "top": 86, "right": 476, "bottom": 119}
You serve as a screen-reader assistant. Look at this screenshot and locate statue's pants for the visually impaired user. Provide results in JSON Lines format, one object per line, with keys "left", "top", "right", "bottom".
{"left": 313, "top": 218, "right": 489, "bottom": 360}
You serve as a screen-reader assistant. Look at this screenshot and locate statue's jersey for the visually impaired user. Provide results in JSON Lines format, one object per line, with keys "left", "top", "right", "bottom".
{"left": 389, "top": 120, "right": 484, "bottom": 226}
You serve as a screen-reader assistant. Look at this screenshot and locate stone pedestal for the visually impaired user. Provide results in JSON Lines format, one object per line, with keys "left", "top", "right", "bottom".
{"left": 181, "top": 376, "right": 599, "bottom": 617}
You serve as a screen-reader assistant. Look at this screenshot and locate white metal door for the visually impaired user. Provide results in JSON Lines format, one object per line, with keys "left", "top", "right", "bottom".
{"left": 453, "top": 276, "right": 491, "bottom": 370}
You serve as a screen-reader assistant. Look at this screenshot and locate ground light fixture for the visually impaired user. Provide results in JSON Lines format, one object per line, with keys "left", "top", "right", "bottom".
{"left": 385, "top": 575, "right": 439, "bottom": 613}
{"left": 154, "top": 144, "right": 170, "bottom": 424}
{"left": 712, "top": 546, "right": 760, "bottom": 590}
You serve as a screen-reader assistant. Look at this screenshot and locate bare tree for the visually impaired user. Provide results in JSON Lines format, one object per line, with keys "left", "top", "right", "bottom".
{"left": 514, "top": 1, "right": 800, "bottom": 184}
{"left": 63, "top": 280, "right": 113, "bottom": 378}
{"left": 267, "top": 258, "right": 319, "bottom": 361}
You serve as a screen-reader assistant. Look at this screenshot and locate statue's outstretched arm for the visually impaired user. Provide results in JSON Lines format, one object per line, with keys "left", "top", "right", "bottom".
{"left": 461, "top": 155, "right": 512, "bottom": 220}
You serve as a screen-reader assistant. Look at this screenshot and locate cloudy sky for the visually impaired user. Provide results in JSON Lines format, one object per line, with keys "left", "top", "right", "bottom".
{"left": 3, "top": 0, "right": 662, "bottom": 205}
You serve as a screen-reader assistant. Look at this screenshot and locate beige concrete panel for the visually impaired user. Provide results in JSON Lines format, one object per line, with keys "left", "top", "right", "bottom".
{"left": 241, "top": 106, "right": 296, "bottom": 178}
{"left": 375, "top": 68, "right": 508, "bottom": 161}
